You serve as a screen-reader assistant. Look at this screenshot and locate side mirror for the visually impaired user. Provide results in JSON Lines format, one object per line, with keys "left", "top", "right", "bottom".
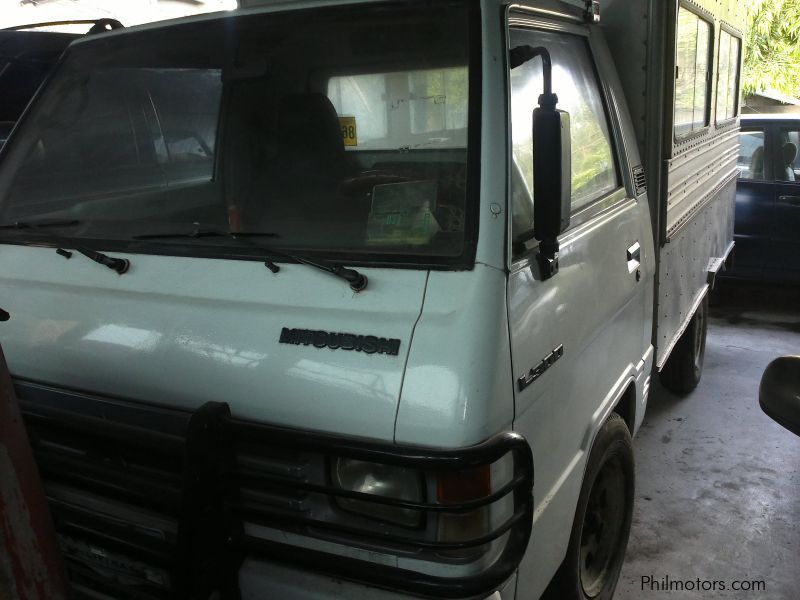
{"left": 759, "top": 356, "right": 800, "bottom": 437}
{"left": 533, "top": 106, "right": 571, "bottom": 255}
{"left": 509, "top": 45, "right": 571, "bottom": 280}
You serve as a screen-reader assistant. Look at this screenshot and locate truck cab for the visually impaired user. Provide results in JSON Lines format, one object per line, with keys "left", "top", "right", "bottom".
{"left": 0, "top": 1, "right": 741, "bottom": 598}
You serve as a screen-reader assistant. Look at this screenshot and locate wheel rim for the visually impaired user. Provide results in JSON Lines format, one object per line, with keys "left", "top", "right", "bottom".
{"left": 579, "top": 457, "right": 627, "bottom": 598}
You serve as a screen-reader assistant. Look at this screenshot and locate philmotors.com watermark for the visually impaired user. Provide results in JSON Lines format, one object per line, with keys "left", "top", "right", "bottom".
{"left": 642, "top": 575, "right": 766, "bottom": 593}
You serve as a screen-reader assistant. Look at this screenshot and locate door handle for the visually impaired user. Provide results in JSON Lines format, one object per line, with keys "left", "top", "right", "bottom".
{"left": 778, "top": 195, "right": 800, "bottom": 206}
{"left": 627, "top": 242, "right": 641, "bottom": 263}
{"left": 627, "top": 241, "right": 641, "bottom": 276}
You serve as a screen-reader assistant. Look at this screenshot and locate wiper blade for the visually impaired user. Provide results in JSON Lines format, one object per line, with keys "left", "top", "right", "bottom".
{"left": 134, "top": 229, "right": 282, "bottom": 273}
{"left": 134, "top": 228, "right": 368, "bottom": 291}
{"left": 0, "top": 220, "right": 130, "bottom": 274}
{"left": 0, "top": 218, "right": 81, "bottom": 230}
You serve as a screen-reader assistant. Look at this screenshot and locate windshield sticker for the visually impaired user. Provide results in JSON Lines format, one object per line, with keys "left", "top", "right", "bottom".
{"left": 280, "top": 328, "right": 400, "bottom": 356}
{"left": 367, "top": 180, "right": 440, "bottom": 246}
{"left": 339, "top": 116, "right": 358, "bottom": 147}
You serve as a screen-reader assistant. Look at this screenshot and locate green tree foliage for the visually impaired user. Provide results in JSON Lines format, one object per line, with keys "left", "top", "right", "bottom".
{"left": 743, "top": 0, "right": 800, "bottom": 97}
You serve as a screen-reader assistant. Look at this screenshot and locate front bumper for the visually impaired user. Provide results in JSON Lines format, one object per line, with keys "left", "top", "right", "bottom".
{"left": 17, "top": 378, "right": 533, "bottom": 600}
{"left": 239, "top": 560, "right": 518, "bottom": 600}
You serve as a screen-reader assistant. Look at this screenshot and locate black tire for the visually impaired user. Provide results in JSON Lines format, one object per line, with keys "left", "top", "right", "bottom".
{"left": 547, "top": 413, "right": 634, "bottom": 600}
{"left": 659, "top": 296, "right": 708, "bottom": 395}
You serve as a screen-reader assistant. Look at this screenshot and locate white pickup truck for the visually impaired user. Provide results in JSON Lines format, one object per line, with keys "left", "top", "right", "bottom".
{"left": 0, "top": 0, "right": 744, "bottom": 598}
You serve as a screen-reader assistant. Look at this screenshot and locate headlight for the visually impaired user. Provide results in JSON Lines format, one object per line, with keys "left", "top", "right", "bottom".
{"left": 332, "top": 458, "right": 425, "bottom": 527}
{"left": 231, "top": 423, "right": 533, "bottom": 599}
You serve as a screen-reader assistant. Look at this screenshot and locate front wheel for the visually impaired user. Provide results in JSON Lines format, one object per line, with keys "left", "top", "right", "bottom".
{"left": 548, "top": 413, "right": 634, "bottom": 600}
{"left": 660, "top": 296, "right": 708, "bottom": 395}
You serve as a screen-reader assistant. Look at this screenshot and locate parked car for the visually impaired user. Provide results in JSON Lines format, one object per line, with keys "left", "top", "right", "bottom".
{"left": 0, "top": 19, "right": 122, "bottom": 149}
{"left": 727, "top": 113, "right": 800, "bottom": 284}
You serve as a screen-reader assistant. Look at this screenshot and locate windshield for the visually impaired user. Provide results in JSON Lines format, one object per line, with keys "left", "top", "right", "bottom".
{"left": 0, "top": 1, "right": 476, "bottom": 266}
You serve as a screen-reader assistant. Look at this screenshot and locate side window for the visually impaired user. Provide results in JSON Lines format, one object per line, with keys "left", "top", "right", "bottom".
{"left": 674, "top": 6, "right": 712, "bottom": 137}
{"left": 715, "top": 30, "right": 741, "bottom": 122}
{"left": 736, "top": 129, "right": 765, "bottom": 180}
{"left": 147, "top": 69, "right": 222, "bottom": 183}
{"left": 509, "top": 28, "right": 620, "bottom": 242}
{"left": 777, "top": 129, "right": 800, "bottom": 182}
{"left": 12, "top": 67, "right": 222, "bottom": 199}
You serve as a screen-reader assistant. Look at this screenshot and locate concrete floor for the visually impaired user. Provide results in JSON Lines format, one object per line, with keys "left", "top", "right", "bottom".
{"left": 616, "top": 283, "right": 800, "bottom": 600}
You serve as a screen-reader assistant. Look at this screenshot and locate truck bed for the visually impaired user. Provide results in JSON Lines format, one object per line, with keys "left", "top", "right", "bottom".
{"left": 602, "top": 0, "right": 745, "bottom": 368}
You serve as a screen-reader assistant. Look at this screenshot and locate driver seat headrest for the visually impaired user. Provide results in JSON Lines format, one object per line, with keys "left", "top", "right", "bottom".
{"left": 278, "top": 93, "right": 345, "bottom": 162}
{"left": 782, "top": 141, "right": 797, "bottom": 167}
{"left": 782, "top": 142, "right": 797, "bottom": 181}
{"left": 749, "top": 145, "right": 764, "bottom": 180}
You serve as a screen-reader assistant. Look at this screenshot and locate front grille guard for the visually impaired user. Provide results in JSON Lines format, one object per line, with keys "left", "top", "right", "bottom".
{"left": 17, "top": 380, "right": 533, "bottom": 599}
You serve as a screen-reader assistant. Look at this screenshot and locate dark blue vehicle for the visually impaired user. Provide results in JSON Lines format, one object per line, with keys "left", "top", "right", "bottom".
{"left": 729, "top": 114, "right": 800, "bottom": 284}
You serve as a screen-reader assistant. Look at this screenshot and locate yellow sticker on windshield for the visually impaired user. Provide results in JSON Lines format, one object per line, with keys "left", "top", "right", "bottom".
{"left": 339, "top": 116, "right": 357, "bottom": 147}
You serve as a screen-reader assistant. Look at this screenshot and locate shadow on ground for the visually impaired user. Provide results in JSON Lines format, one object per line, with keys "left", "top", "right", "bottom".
{"left": 614, "top": 282, "right": 800, "bottom": 600}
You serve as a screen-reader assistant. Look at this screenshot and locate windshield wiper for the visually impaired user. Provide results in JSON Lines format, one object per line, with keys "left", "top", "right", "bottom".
{"left": 0, "top": 220, "right": 130, "bottom": 274}
{"left": 0, "top": 218, "right": 80, "bottom": 230}
{"left": 135, "top": 229, "right": 282, "bottom": 273}
{"left": 135, "top": 228, "right": 368, "bottom": 292}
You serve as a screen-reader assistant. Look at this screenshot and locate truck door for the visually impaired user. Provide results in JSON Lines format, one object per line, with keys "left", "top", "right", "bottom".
{"left": 505, "top": 18, "right": 650, "bottom": 595}
{"left": 768, "top": 124, "right": 800, "bottom": 282}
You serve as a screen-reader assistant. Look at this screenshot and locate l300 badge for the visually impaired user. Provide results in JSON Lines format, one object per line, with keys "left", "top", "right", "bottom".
{"left": 518, "top": 345, "right": 564, "bottom": 391}
{"left": 280, "top": 328, "right": 401, "bottom": 356}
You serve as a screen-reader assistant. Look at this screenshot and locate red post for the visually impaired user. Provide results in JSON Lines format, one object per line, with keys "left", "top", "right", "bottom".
{"left": 0, "top": 346, "right": 68, "bottom": 600}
